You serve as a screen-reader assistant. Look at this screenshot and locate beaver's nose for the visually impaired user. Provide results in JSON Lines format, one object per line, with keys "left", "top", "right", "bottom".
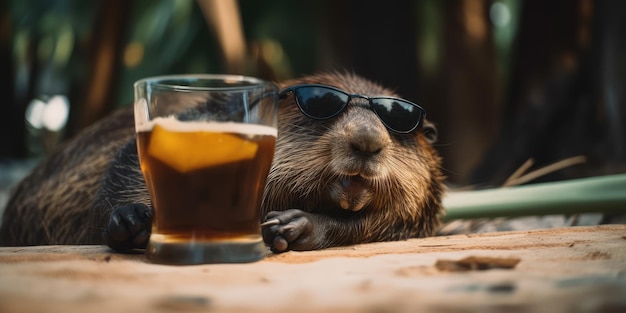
{"left": 348, "top": 124, "right": 387, "bottom": 157}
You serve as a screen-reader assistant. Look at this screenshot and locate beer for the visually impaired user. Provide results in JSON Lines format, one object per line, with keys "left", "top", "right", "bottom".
{"left": 136, "top": 117, "right": 276, "bottom": 263}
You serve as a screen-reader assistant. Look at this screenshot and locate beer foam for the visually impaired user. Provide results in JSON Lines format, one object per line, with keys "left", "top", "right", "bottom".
{"left": 138, "top": 116, "right": 277, "bottom": 137}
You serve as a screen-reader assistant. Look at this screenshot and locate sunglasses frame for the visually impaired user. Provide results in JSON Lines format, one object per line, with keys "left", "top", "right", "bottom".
{"left": 279, "top": 84, "right": 425, "bottom": 134}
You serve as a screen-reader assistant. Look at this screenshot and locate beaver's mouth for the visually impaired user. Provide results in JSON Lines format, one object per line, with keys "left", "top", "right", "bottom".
{"left": 328, "top": 175, "right": 373, "bottom": 211}
{"left": 341, "top": 175, "right": 367, "bottom": 193}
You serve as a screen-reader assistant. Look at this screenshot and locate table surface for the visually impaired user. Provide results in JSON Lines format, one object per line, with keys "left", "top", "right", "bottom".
{"left": 1, "top": 225, "right": 625, "bottom": 313}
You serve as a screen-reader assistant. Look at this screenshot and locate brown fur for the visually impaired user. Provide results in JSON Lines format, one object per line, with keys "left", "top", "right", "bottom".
{"left": 0, "top": 108, "right": 136, "bottom": 245}
{"left": 0, "top": 72, "right": 444, "bottom": 248}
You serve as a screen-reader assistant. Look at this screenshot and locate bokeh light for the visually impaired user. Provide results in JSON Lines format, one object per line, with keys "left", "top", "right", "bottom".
{"left": 490, "top": 2, "right": 512, "bottom": 28}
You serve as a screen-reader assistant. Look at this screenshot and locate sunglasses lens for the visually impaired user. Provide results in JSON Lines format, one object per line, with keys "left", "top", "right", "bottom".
{"left": 295, "top": 87, "right": 349, "bottom": 119}
{"left": 371, "top": 99, "right": 423, "bottom": 133}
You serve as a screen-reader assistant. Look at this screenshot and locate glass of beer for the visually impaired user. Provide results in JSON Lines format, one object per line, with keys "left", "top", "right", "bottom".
{"left": 133, "top": 74, "right": 278, "bottom": 265}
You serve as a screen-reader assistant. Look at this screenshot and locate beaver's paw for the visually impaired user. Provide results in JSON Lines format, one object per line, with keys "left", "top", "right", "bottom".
{"left": 103, "top": 203, "right": 152, "bottom": 252}
{"left": 261, "top": 209, "right": 325, "bottom": 253}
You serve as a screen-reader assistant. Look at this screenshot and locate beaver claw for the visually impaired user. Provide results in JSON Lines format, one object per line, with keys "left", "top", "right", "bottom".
{"left": 103, "top": 203, "right": 152, "bottom": 252}
{"left": 262, "top": 209, "right": 324, "bottom": 253}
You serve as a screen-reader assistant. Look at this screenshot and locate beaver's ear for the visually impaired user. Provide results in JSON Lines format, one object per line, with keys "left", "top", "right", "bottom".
{"left": 421, "top": 120, "right": 438, "bottom": 144}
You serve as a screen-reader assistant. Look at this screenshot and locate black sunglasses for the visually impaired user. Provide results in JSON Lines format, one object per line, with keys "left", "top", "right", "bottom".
{"left": 279, "top": 84, "right": 425, "bottom": 134}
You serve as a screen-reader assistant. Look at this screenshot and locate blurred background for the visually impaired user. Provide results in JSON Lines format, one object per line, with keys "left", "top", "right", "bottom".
{"left": 0, "top": 0, "right": 625, "bottom": 207}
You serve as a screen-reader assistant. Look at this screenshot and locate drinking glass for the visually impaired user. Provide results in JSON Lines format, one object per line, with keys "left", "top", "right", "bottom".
{"left": 134, "top": 74, "right": 278, "bottom": 264}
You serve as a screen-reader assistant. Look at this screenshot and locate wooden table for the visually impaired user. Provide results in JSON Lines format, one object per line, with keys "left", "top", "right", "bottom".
{"left": 1, "top": 225, "right": 625, "bottom": 313}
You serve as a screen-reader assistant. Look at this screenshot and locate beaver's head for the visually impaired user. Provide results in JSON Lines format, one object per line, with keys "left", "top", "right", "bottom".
{"left": 263, "top": 72, "right": 442, "bottom": 218}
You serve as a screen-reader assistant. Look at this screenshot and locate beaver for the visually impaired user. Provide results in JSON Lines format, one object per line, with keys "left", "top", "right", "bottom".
{"left": 0, "top": 72, "right": 444, "bottom": 253}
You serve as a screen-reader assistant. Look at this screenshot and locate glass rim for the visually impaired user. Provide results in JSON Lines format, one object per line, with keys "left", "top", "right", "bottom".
{"left": 134, "top": 74, "right": 277, "bottom": 92}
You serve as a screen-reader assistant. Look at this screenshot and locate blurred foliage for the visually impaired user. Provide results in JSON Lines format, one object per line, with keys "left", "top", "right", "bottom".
{"left": 1, "top": 0, "right": 625, "bottom": 186}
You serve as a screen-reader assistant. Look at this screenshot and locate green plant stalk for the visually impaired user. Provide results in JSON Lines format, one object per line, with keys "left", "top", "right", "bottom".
{"left": 442, "top": 173, "right": 626, "bottom": 222}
